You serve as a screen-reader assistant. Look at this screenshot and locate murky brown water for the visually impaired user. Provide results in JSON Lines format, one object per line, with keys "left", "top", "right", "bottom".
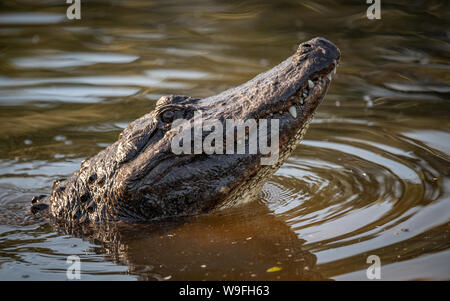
{"left": 0, "top": 0, "right": 449, "bottom": 280}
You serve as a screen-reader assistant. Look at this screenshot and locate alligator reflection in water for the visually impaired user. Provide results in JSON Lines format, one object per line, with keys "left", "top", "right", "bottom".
{"left": 54, "top": 202, "right": 325, "bottom": 280}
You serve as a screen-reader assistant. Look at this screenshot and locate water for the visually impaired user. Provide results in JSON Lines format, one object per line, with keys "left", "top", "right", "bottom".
{"left": 0, "top": 0, "right": 449, "bottom": 280}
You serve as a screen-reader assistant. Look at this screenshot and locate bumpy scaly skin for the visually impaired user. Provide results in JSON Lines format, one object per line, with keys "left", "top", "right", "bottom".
{"left": 31, "top": 37, "right": 340, "bottom": 224}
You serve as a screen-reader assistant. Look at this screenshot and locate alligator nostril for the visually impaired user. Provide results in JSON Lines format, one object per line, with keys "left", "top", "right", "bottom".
{"left": 296, "top": 43, "right": 313, "bottom": 57}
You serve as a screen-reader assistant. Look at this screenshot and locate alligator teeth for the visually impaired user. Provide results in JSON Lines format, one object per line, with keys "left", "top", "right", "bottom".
{"left": 300, "top": 98, "right": 304, "bottom": 104}
{"left": 327, "top": 73, "right": 332, "bottom": 81}
{"left": 333, "top": 67, "right": 336, "bottom": 75}
{"left": 308, "top": 80, "right": 314, "bottom": 89}
{"left": 288, "top": 105, "right": 297, "bottom": 118}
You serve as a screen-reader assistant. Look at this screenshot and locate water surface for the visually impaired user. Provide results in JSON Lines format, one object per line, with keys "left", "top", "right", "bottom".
{"left": 0, "top": 0, "right": 449, "bottom": 280}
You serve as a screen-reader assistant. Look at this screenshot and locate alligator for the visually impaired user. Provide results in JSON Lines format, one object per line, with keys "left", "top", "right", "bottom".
{"left": 31, "top": 37, "right": 340, "bottom": 224}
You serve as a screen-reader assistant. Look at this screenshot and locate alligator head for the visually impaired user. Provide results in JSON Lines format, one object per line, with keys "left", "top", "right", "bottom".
{"left": 34, "top": 37, "right": 340, "bottom": 223}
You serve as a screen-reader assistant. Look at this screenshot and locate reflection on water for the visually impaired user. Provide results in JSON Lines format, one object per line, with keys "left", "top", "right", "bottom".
{"left": 50, "top": 202, "right": 325, "bottom": 281}
{"left": 0, "top": 0, "right": 449, "bottom": 280}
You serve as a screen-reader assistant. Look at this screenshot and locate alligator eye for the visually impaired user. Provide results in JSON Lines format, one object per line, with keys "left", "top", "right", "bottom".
{"left": 161, "top": 110, "right": 175, "bottom": 123}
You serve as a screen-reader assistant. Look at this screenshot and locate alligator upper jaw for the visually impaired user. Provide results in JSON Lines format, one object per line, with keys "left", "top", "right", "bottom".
{"left": 195, "top": 38, "right": 340, "bottom": 123}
